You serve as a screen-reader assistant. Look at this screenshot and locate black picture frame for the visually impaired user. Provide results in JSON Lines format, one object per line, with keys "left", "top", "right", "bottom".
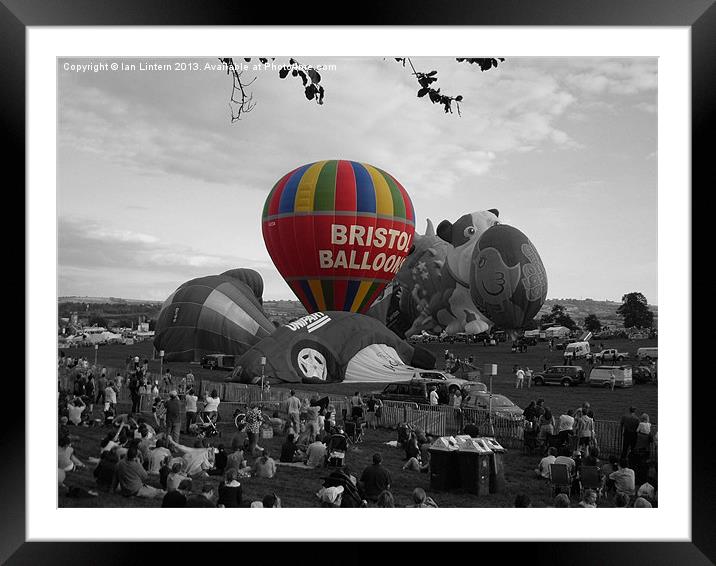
{"left": 7, "top": 0, "right": 707, "bottom": 563}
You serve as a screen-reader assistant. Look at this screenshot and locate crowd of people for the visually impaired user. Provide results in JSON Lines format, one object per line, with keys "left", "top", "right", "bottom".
{"left": 58, "top": 351, "right": 657, "bottom": 509}
{"left": 522, "top": 397, "right": 658, "bottom": 508}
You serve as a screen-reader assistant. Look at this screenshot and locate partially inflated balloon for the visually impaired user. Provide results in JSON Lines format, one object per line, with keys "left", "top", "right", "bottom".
{"left": 153, "top": 273, "right": 275, "bottom": 362}
{"left": 221, "top": 268, "right": 264, "bottom": 303}
{"left": 262, "top": 160, "right": 415, "bottom": 314}
{"left": 468, "top": 224, "right": 548, "bottom": 331}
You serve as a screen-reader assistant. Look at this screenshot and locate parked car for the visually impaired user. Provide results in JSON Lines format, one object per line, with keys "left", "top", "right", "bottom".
{"left": 593, "top": 348, "right": 630, "bottom": 362}
{"left": 461, "top": 392, "right": 524, "bottom": 421}
{"left": 630, "top": 365, "right": 654, "bottom": 384}
{"left": 200, "top": 353, "right": 236, "bottom": 371}
{"left": 532, "top": 366, "right": 586, "bottom": 387}
{"left": 636, "top": 347, "right": 658, "bottom": 361}
{"left": 586, "top": 366, "right": 634, "bottom": 388}
{"left": 376, "top": 377, "right": 479, "bottom": 405}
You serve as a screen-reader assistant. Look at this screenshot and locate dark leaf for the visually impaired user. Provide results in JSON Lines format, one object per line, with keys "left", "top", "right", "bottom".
{"left": 298, "top": 70, "right": 307, "bottom": 86}
{"left": 307, "top": 69, "right": 321, "bottom": 84}
{"left": 305, "top": 85, "right": 315, "bottom": 100}
{"left": 455, "top": 95, "right": 463, "bottom": 101}
{"left": 292, "top": 69, "right": 298, "bottom": 77}
{"left": 279, "top": 68, "right": 289, "bottom": 79}
{"left": 259, "top": 58, "right": 268, "bottom": 64}
{"left": 427, "top": 70, "right": 438, "bottom": 76}
{"left": 417, "top": 87, "right": 429, "bottom": 98}
{"left": 244, "top": 58, "right": 251, "bottom": 62}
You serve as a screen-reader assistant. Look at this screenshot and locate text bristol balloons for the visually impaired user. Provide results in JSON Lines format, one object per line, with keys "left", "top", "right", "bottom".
{"left": 262, "top": 160, "right": 415, "bottom": 313}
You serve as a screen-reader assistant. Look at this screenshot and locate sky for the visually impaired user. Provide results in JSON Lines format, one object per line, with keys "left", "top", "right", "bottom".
{"left": 57, "top": 56, "right": 657, "bottom": 304}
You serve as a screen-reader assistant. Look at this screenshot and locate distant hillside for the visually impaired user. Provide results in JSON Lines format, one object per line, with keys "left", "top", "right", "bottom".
{"left": 537, "top": 298, "right": 658, "bottom": 329}
{"left": 59, "top": 296, "right": 163, "bottom": 305}
{"left": 57, "top": 296, "right": 656, "bottom": 330}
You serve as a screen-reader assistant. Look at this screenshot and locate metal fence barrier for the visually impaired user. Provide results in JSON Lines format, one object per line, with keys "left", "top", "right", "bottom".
{"left": 60, "top": 371, "right": 657, "bottom": 458}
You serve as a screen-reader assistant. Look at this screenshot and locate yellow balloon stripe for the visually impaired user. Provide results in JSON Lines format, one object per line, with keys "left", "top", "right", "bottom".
{"left": 294, "top": 161, "right": 327, "bottom": 212}
{"left": 349, "top": 280, "right": 373, "bottom": 312}
{"left": 308, "top": 279, "right": 327, "bottom": 311}
{"left": 363, "top": 163, "right": 394, "bottom": 217}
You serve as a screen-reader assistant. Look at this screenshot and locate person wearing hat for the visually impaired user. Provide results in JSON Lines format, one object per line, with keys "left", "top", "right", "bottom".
{"left": 317, "top": 485, "right": 344, "bottom": 508}
{"left": 165, "top": 390, "right": 182, "bottom": 443}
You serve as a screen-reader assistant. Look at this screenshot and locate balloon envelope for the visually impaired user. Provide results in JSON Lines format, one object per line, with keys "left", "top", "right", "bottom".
{"left": 220, "top": 268, "right": 264, "bottom": 302}
{"left": 153, "top": 273, "right": 276, "bottom": 362}
{"left": 468, "top": 224, "right": 548, "bottom": 331}
{"left": 262, "top": 160, "right": 415, "bottom": 314}
{"left": 230, "top": 311, "right": 434, "bottom": 384}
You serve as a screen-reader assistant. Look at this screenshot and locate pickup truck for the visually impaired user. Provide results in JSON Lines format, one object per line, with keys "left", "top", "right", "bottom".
{"left": 593, "top": 349, "right": 630, "bottom": 362}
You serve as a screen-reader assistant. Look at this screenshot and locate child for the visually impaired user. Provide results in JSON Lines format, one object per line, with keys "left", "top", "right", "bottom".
{"left": 166, "top": 462, "right": 188, "bottom": 491}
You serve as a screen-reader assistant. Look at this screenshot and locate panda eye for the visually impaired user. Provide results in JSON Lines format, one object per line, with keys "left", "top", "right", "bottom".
{"left": 464, "top": 226, "right": 476, "bottom": 237}
{"left": 478, "top": 257, "right": 487, "bottom": 268}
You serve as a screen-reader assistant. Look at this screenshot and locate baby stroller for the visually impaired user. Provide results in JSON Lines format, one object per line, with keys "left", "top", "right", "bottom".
{"left": 326, "top": 431, "right": 349, "bottom": 468}
{"left": 191, "top": 411, "right": 221, "bottom": 439}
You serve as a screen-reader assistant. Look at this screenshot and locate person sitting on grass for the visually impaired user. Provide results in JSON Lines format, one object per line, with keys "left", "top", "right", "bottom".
{"left": 304, "top": 438, "right": 327, "bottom": 468}
{"left": 253, "top": 449, "right": 277, "bottom": 479}
{"left": 514, "top": 494, "right": 532, "bottom": 508}
{"left": 58, "top": 436, "right": 86, "bottom": 472}
{"left": 166, "top": 462, "right": 188, "bottom": 492}
{"left": 407, "top": 488, "right": 438, "bottom": 508}
{"left": 280, "top": 434, "right": 303, "bottom": 463}
{"left": 553, "top": 493, "right": 571, "bottom": 508}
{"left": 376, "top": 490, "right": 395, "bottom": 508}
{"left": 93, "top": 447, "right": 119, "bottom": 492}
{"left": 67, "top": 397, "right": 87, "bottom": 426}
{"left": 226, "top": 447, "right": 249, "bottom": 475}
{"left": 359, "top": 453, "right": 392, "bottom": 503}
{"left": 316, "top": 485, "right": 344, "bottom": 508}
{"left": 535, "top": 447, "right": 558, "bottom": 480}
{"left": 146, "top": 438, "right": 172, "bottom": 475}
{"left": 615, "top": 492, "right": 631, "bottom": 508}
{"left": 207, "top": 444, "right": 228, "bottom": 476}
{"left": 186, "top": 483, "right": 217, "bottom": 508}
{"left": 217, "top": 468, "right": 243, "bottom": 508}
{"left": 162, "top": 478, "right": 192, "bottom": 508}
{"left": 111, "top": 445, "right": 166, "bottom": 499}
{"left": 578, "top": 489, "right": 598, "bottom": 508}
{"left": 633, "top": 497, "right": 653, "bottom": 508}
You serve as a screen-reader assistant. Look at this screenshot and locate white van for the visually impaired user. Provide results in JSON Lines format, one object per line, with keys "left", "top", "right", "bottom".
{"left": 587, "top": 366, "right": 633, "bottom": 388}
{"left": 564, "top": 341, "right": 590, "bottom": 359}
{"left": 636, "top": 347, "right": 658, "bottom": 361}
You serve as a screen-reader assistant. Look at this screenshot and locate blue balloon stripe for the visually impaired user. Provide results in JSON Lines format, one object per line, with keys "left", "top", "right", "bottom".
{"left": 350, "top": 161, "right": 376, "bottom": 214}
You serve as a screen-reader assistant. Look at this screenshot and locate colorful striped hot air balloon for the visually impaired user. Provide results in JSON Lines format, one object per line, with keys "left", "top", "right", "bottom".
{"left": 262, "top": 160, "right": 416, "bottom": 314}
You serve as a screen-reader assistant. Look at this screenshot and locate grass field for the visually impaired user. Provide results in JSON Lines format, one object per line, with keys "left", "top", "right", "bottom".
{"left": 59, "top": 336, "right": 657, "bottom": 508}
{"left": 59, "top": 415, "right": 632, "bottom": 509}
{"left": 62, "top": 337, "right": 658, "bottom": 424}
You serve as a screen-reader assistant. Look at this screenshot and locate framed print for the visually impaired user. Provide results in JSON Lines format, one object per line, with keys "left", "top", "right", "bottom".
{"left": 8, "top": 0, "right": 710, "bottom": 562}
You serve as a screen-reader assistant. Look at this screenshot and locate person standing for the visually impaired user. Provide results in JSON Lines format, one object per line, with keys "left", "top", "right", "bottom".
{"left": 429, "top": 386, "right": 439, "bottom": 406}
{"left": 609, "top": 370, "right": 616, "bottom": 391}
{"left": 184, "top": 388, "right": 198, "bottom": 434}
{"left": 557, "top": 409, "right": 575, "bottom": 446}
{"left": 619, "top": 406, "right": 639, "bottom": 458}
{"left": 515, "top": 366, "right": 525, "bottom": 389}
{"left": 165, "top": 390, "right": 182, "bottom": 443}
{"left": 185, "top": 371, "right": 195, "bottom": 391}
{"left": 525, "top": 367, "right": 533, "bottom": 388}
{"left": 287, "top": 390, "right": 301, "bottom": 434}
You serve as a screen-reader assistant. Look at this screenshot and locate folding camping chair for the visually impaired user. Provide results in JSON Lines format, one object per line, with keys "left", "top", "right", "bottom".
{"left": 548, "top": 463, "right": 572, "bottom": 497}
{"left": 344, "top": 419, "right": 365, "bottom": 444}
{"left": 579, "top": 466, "right": 604, "bottom": 499}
